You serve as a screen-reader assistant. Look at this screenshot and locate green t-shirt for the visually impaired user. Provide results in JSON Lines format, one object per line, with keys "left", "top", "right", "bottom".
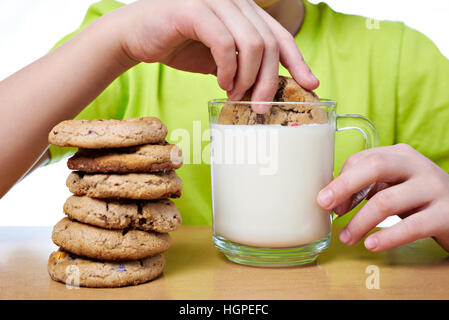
{"left": 49, "top": 0, "right": 449, "bottom": 226}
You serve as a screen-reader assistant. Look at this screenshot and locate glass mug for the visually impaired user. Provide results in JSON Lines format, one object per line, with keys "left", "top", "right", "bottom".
{"left": 208, "top": 99, "right": 379, "bottom": 267}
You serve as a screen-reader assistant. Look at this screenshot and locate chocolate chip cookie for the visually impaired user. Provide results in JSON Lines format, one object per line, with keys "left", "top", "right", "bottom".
{"left": 48, "top": 117, "right": 167, "bottom": 148}
{"left": 217, "top": 76, "right": 328, "bottom": 125}
{"left": 66, "top": 171, "right": 182, "bottom": 200}
{"left": 52, "top": 218, "right": 171, "bottom": 261}
{"left": 48, "top": 249, "right": 165, "bottom": 288}
{"left": 64, "top": 196, "right": 182, "bottom": 233}
{"left": 67, "top": 143, "right": 183, "bottom": 173}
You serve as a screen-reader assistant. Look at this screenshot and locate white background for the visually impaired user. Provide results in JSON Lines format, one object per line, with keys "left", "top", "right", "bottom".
{"left": 1, "top": 0, "right": 449, "bottom": 226}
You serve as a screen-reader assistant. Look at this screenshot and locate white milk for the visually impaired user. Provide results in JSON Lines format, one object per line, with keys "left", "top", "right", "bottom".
{"left": 210, "top": 123, "right": 334, "bottom": 248}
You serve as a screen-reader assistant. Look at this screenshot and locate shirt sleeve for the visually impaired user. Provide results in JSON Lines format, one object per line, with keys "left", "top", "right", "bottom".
{"left": 396, "top": 25, "right": 449, "bottom": 173}
{"left": 48, "top": 0, "right": 128, "bottom": 164}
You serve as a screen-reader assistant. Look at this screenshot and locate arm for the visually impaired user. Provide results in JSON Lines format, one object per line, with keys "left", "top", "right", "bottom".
{"left": 0, "top": 12, "right": 134, "bottom": 198}
{"left": 19, "top": 149, "right": 50, "bottom": 181}
{"left": 0, "top": 0, "right": 318, "bottom": 198}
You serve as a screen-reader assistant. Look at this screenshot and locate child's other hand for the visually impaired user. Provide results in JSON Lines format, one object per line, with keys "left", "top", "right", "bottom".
{"left": 115, "top": 0, "right": 318, "bottom": 112}
{"left": 317, "top": 144, "right": 449, "bottom": 252}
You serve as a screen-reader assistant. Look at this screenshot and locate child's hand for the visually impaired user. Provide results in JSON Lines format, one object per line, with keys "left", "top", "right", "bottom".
{"left": 115, "top": 0, "right": 318, "bottom": 111}
{"left": 317, "top": 144, "right": 449, "bottom": 252}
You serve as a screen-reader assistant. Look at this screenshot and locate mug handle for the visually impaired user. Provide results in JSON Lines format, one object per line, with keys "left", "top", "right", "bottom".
{"left": 336, "top": 114, "right": 380, "bottom": 208}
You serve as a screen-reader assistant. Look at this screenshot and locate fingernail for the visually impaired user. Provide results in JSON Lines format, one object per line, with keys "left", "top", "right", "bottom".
{"left": 226, "top": 91, "right": 235, "bottom": 101}
{"left": 364, "top": 237, "right": 378, "bottom": 251}
{"left": 318, "top": 189, "right": 334, "bottom": 208}
{"left": 340, "top": 228, "right": 351, "bottom": 244}
{"left": 227, "top": 88, "right": 237, "bottom": 100}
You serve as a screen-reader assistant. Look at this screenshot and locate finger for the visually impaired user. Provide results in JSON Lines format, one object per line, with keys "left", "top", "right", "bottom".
{"left": 233, "top": 0, "right": 279, "bottom": 113}
{"left": 183, "top": 6, "right": 237, "bottom": 91}
{"left": 340, "top": 179, "right": 433, "bottom": 246}
{"left": 250, "top": 2, "right": 319, "bottom": 90}
{"left": 211, "top": 0, "right": 265, "bottom": 101}
{"left": 333, "top": 151, "right": 375, "bottom": 215}
{"left": 338, "top": 144, "right": 419, "bottom": 177}
{"left": 165, "top": 40, "right": 217, "bottom": 74}
{"left": 334, "top": 182, "right": 390, "bottom": 216}
{"left": 363, "top": 209, "right": 436, "bottom": 251}
{"left": 317, "top": 149, "right": 412, "bottom": 211}
{"left": 334, "top": 147, "right": 402, "bottom": 216}
{"left": 333, "top": 145, "right": 417, "bottom": 214}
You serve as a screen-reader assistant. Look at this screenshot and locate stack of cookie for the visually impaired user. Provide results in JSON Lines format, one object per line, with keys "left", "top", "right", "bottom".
{"left": 46, "top": 117, "right": 183, "bottom": 288}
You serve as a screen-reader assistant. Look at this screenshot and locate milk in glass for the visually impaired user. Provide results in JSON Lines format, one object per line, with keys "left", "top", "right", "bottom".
{"left": 210, "top": 123, "right": 334, "bottom": 248}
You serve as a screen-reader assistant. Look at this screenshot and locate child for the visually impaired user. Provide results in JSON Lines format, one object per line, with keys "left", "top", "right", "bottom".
{"left": 0, "top": 0, "right": 448, "bottom": 252}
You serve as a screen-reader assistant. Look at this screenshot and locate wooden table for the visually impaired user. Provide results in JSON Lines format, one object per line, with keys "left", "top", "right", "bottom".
{"left": 0, "top": 225, "right": 448, "bottom": 300}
